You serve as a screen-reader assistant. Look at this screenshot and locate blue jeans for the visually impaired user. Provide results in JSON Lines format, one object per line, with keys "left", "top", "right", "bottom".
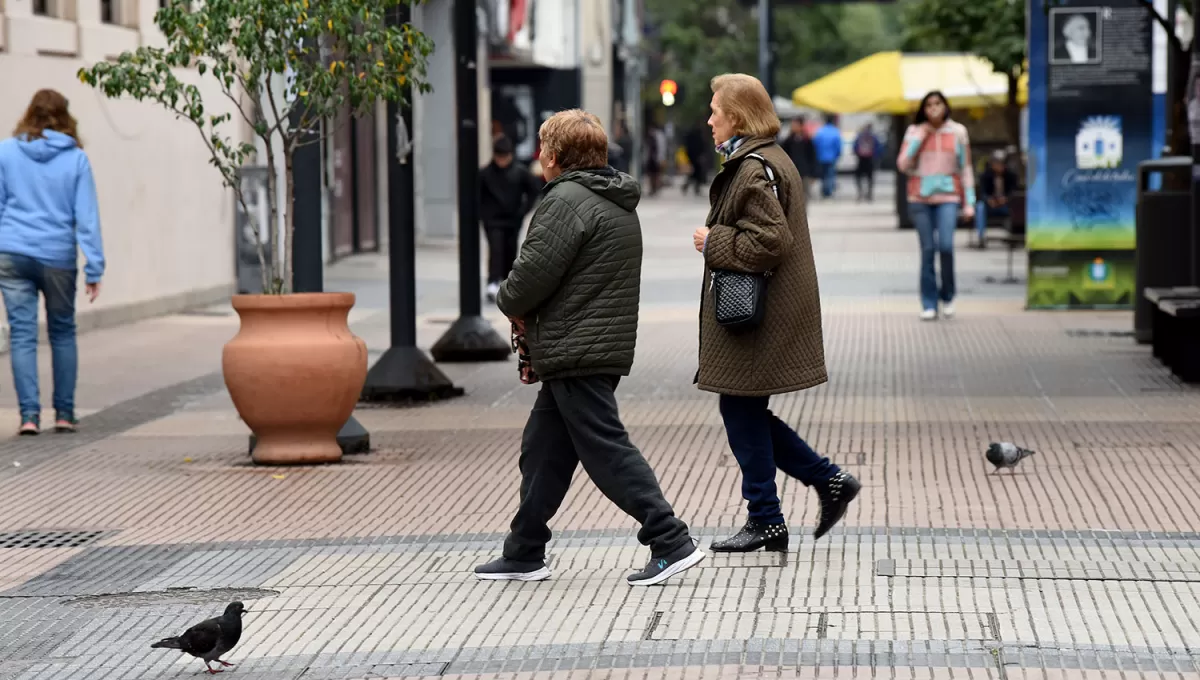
{"left": 974, "top": 200, "right": 1009, "bottom": 240}
{"left": 909, "top": 202, "right": 958, "bottom": 312}
{"left": 0, "top": 254, "right": 78, "bottom": 419}
{"left": 718, "top": 394, "right": 838, "bottom": 525}
{"left": 819, "top": 162, "right": 837, "bottom": 198}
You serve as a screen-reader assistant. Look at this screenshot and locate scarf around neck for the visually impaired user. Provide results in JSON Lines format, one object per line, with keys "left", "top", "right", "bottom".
{"left": 716, "top": 135, "right": 745, "bottom": 159}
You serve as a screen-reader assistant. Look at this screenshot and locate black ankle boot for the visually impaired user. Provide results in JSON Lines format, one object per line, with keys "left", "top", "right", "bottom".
{"left": 814, "top": 471, "right": 861, "bottom": 540}
{"left": 710, "top": 520, "right": 789, "bottom": 553}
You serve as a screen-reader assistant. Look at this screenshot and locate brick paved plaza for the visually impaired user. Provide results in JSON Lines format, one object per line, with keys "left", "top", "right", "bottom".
{"left": 2, "top": 180, "right": 1199, "bottom": 679}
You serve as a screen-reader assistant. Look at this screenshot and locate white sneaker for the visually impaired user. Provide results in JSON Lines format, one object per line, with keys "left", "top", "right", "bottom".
{"left": 485, "top": 282, "right": 500, "bottom": 302}
{"left": 942, "top": 304, "right": 955, "bottom": 319}
{"left": 920, "top": 309, "right": 937, "bottom": 321}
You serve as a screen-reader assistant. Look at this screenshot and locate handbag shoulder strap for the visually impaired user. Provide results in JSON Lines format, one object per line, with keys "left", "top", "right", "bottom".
{"left": 744, "top": 152, "right": 780, "bottom": 201}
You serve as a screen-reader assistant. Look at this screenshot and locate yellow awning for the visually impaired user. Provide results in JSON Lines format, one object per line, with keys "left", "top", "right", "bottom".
{"left": 791, "top": 51, "right": 1028, "bottom": 115}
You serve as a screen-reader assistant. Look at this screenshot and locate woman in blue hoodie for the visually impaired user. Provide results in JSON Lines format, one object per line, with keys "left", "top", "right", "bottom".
{"left": 0, "top": 89, "right": 105, "bottom": 435}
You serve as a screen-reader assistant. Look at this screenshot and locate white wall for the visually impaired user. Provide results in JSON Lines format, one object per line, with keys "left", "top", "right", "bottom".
{"left": 413, "top": 0, "right": 457, "bottom": 242}
{"left": 532, "top": 0, "right": 579, "bottom": 70}
{"left": 0, "top": 0, "right": 238, "bottom": 335}
{"left": 578, "top": 0, "right": 613, "bottom": 132}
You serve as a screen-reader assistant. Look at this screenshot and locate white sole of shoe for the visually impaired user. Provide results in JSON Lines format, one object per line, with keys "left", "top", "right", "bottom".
{"left": 628, "top": 548, "right": 707, "bottom": 587}
{"left": 475, "top": 566, "right": 551, "bottom": 582}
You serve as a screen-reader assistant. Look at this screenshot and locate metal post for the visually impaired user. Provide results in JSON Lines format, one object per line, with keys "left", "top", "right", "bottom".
{"left": 1168, "top": 0, "right": 1180, "bottom": 154}
{"left": 361, "top": 3, "right": 464, "bottom": 402}
{"left": 758, "top": 0, "right": 774, "bottom": 97}
{"left": 1192, "top": 0, "right": 1200, "bottom": 284}
{"left": 431, "top": 0, "right": 511, "bottom": 362}
{"left": 249, "top": 113, "right": 370, "bottom": 455}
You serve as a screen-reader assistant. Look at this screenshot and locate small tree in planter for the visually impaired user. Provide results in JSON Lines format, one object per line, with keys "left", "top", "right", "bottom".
{"left": 79, "top": 0, "right": 434, "bottom": 465}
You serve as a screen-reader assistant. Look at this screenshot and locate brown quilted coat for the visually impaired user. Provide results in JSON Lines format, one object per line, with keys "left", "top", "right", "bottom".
{"left": 696, "top": 137, "right": 827, "bottom": 397}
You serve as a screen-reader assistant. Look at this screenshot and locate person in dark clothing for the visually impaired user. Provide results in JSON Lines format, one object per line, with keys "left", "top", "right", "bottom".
{"left": 974, "top": 150, "right": 1020, "bottom": 247}
{"left": 475, "top": 109, "right": 705, "bottom": 587}
{"left": 853, "top": 123, "right": 881, "bottom": 202}
{"left": 683, "top": 123, "right": 710, "bottom": 196}
{"left": 479, "top": 136, "right": 541, "bottom": 301}
{"left": 780, "top": 117, "right": 818, "bottom": 196}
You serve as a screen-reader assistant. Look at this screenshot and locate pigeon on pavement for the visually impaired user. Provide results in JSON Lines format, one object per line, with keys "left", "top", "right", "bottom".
{"left": 150, "top": 601, "right": 247, "bottom": 674}
{"left": 986, "top": 442, "right": 1035, "bottom": 473}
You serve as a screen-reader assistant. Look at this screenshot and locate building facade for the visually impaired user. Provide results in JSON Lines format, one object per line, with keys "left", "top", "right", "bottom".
{"left": 412, "top": 0, "right": 643, "bottom": 241}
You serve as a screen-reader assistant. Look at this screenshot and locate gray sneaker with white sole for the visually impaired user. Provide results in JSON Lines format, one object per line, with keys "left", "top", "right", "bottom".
{"left": 473, "top": 557, "right": 551, "bottom": 582}
{"left": 627, "top": 538, "right": 706, "bottom": 586}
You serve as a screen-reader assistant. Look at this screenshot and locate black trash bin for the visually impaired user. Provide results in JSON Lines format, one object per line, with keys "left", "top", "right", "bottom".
{"left": 1135, "top": 156, "right": 1192, "bottom": 344}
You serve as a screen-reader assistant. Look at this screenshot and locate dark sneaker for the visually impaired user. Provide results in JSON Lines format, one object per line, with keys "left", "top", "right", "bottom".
{"left": 54, "top": 413, "right": 78, "bottom": 433}
{"left": 473, "top": 557, "right": 551, "bottom": 582}
{"left": 627, "top": 538, "right": 706, "bottom": 586}
{"left": 814, "top": 471, "right": 861, "bottom": 540}
{"left": 18, "top": 415, "right": 39, "bottom": 436}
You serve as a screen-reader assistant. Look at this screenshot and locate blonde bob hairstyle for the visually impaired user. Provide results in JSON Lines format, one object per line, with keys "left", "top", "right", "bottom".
{"left": 710, "top": 73, "right": 781, "bottom": 139}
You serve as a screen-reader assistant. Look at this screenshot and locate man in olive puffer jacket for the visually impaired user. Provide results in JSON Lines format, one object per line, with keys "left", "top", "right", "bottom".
{"left": 474, "top": 109, "right": 705, "bottom": 587}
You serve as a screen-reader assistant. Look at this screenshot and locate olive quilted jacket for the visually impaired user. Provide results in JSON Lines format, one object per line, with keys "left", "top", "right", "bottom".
{"left": 497, "top": 167, "right": 642, "bottom": 380}
{"left": 697, "top": 137, "right": 828, "bottom": 396}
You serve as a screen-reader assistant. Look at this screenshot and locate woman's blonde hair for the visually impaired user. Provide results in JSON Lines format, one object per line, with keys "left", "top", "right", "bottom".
{"left": 710, "top": 73, "right": 780, "bottom": 139}
{"left": 14, "top": 89, "right": 82, "bottom": 148}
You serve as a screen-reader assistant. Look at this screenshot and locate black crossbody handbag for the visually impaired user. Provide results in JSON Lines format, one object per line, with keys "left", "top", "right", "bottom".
{"left": 710, "top": 152, "right": 781, "bottom": 332}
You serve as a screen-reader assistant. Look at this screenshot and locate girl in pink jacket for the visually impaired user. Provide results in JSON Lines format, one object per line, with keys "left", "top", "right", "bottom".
{"left": 897, "top": 91, "right": 975, "bottom": 321}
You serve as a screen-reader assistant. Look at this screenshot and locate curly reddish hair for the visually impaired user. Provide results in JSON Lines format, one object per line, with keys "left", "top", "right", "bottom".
{"left": 14, "top": 89, "right": 82, "bottom": 148}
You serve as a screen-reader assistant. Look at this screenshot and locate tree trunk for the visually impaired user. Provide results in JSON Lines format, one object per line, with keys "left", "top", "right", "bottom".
{"left": 1005, "top": 72, "right": 1026, "bottom": 181}
{"left": 284, "top": 149, "right": 295, "bottom": 295}
{"left": 1165, "top": 44, "right": 1191, "bottom": 189}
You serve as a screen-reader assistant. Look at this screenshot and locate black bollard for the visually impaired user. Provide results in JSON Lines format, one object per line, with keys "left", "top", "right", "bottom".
{"left": 361, "top": 5, "right": 465, "bottom": 402}
{"left": 430, "top": 0, "right": 511, "bottom": 363}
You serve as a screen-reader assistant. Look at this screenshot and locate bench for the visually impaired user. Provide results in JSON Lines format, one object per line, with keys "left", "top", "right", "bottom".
{"left": 982, "top": 192, "right": 1026, "bottom": 285}
{"left": 1147, "top": 287, "right": 1200, "bottom": 382}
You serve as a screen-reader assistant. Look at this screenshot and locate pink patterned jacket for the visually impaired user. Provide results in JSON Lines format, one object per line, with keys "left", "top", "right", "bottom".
{"left": 896, "top": 120, "right": 975, "bottom": 207}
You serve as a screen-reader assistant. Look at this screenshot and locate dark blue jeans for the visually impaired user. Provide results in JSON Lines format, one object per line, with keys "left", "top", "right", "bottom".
{"left": 819, "top": 162, "right": 837, "bottom": 198}
{"left": 718, "top": 394, "right": 838, "bottom": 525}
{"left": 909, "top": 202, "right": 959, "bottom": 312}
{"left": 0, "top": 254, "right": 78, "bottom": 419}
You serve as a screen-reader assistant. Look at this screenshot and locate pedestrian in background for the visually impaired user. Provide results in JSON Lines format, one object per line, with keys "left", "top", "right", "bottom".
{"left": 0, "top": 89, "right": 105, "bottom": 435}
{"left": 853, "top": 123, "right": 881, "bottom": 202}
{"left": 974, "top": 149, "right": 1018, "bottom": 248}
{"left": 812, "top": 114, "right": 842, "bottom": 199}
{"left": 897, "top": 90, "right": 975, "bottom": 321}
{"left": 683, "top": 121, "right": 711, "bottom": 196}
{"left": 692, "top": 74, "right": 861, "bottom": 553}
{"left": 479, "top": 136, "right": 540, "bottom": 302}
{"left": 780, "top": 116, "right": 818, "bottom": 197}
{"left": 477, "top": 109, "right": 705, "bottom": 586}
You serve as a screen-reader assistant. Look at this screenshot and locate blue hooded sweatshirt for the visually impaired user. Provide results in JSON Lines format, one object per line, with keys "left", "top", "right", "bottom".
{"left": 812, "top": 123, "right": 843, "bottom": 165}
{"left": 0, "top": 130, "right": 105, "bottom": 283}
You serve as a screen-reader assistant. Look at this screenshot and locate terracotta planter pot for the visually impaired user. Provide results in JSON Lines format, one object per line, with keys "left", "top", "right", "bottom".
{"left": 223, "top": 292, "right": 367, "bottom": 465}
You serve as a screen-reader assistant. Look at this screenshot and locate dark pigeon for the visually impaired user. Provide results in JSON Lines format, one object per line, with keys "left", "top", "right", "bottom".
{"left": 151, "top": 601, "right": 247, "bottom": 674}
{"left": 986, "top": 442, "right": 1035, "bottom": 473}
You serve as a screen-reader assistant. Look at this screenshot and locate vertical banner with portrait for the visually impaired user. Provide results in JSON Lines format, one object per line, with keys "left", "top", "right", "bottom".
{"left": 1025, "top": 0, "right": 1167, "bottom": 309}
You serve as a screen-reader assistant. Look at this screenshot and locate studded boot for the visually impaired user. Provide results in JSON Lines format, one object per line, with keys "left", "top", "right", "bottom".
{"left": 814, "top": 471, "right": 861, "bottom": 540}
{"left": 710, "top": 520, "right": 789, "bottom": 553}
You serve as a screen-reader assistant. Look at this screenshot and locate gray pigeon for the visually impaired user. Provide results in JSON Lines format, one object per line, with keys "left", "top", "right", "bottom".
{"left": 151, "top": 601, "right": 246, "bottom": 674}
{"left": 986, "top": 442, "right": 1035, "bottom": 473}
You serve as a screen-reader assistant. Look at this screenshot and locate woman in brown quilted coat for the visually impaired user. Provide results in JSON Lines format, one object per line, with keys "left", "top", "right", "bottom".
{"left": 692, "top": 74, "right": 860, "bottom": 552}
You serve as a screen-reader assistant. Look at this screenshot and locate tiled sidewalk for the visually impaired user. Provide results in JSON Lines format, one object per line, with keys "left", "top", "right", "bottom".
{"left": 2, "top": 185, "right": 1200, "bottom": 679}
